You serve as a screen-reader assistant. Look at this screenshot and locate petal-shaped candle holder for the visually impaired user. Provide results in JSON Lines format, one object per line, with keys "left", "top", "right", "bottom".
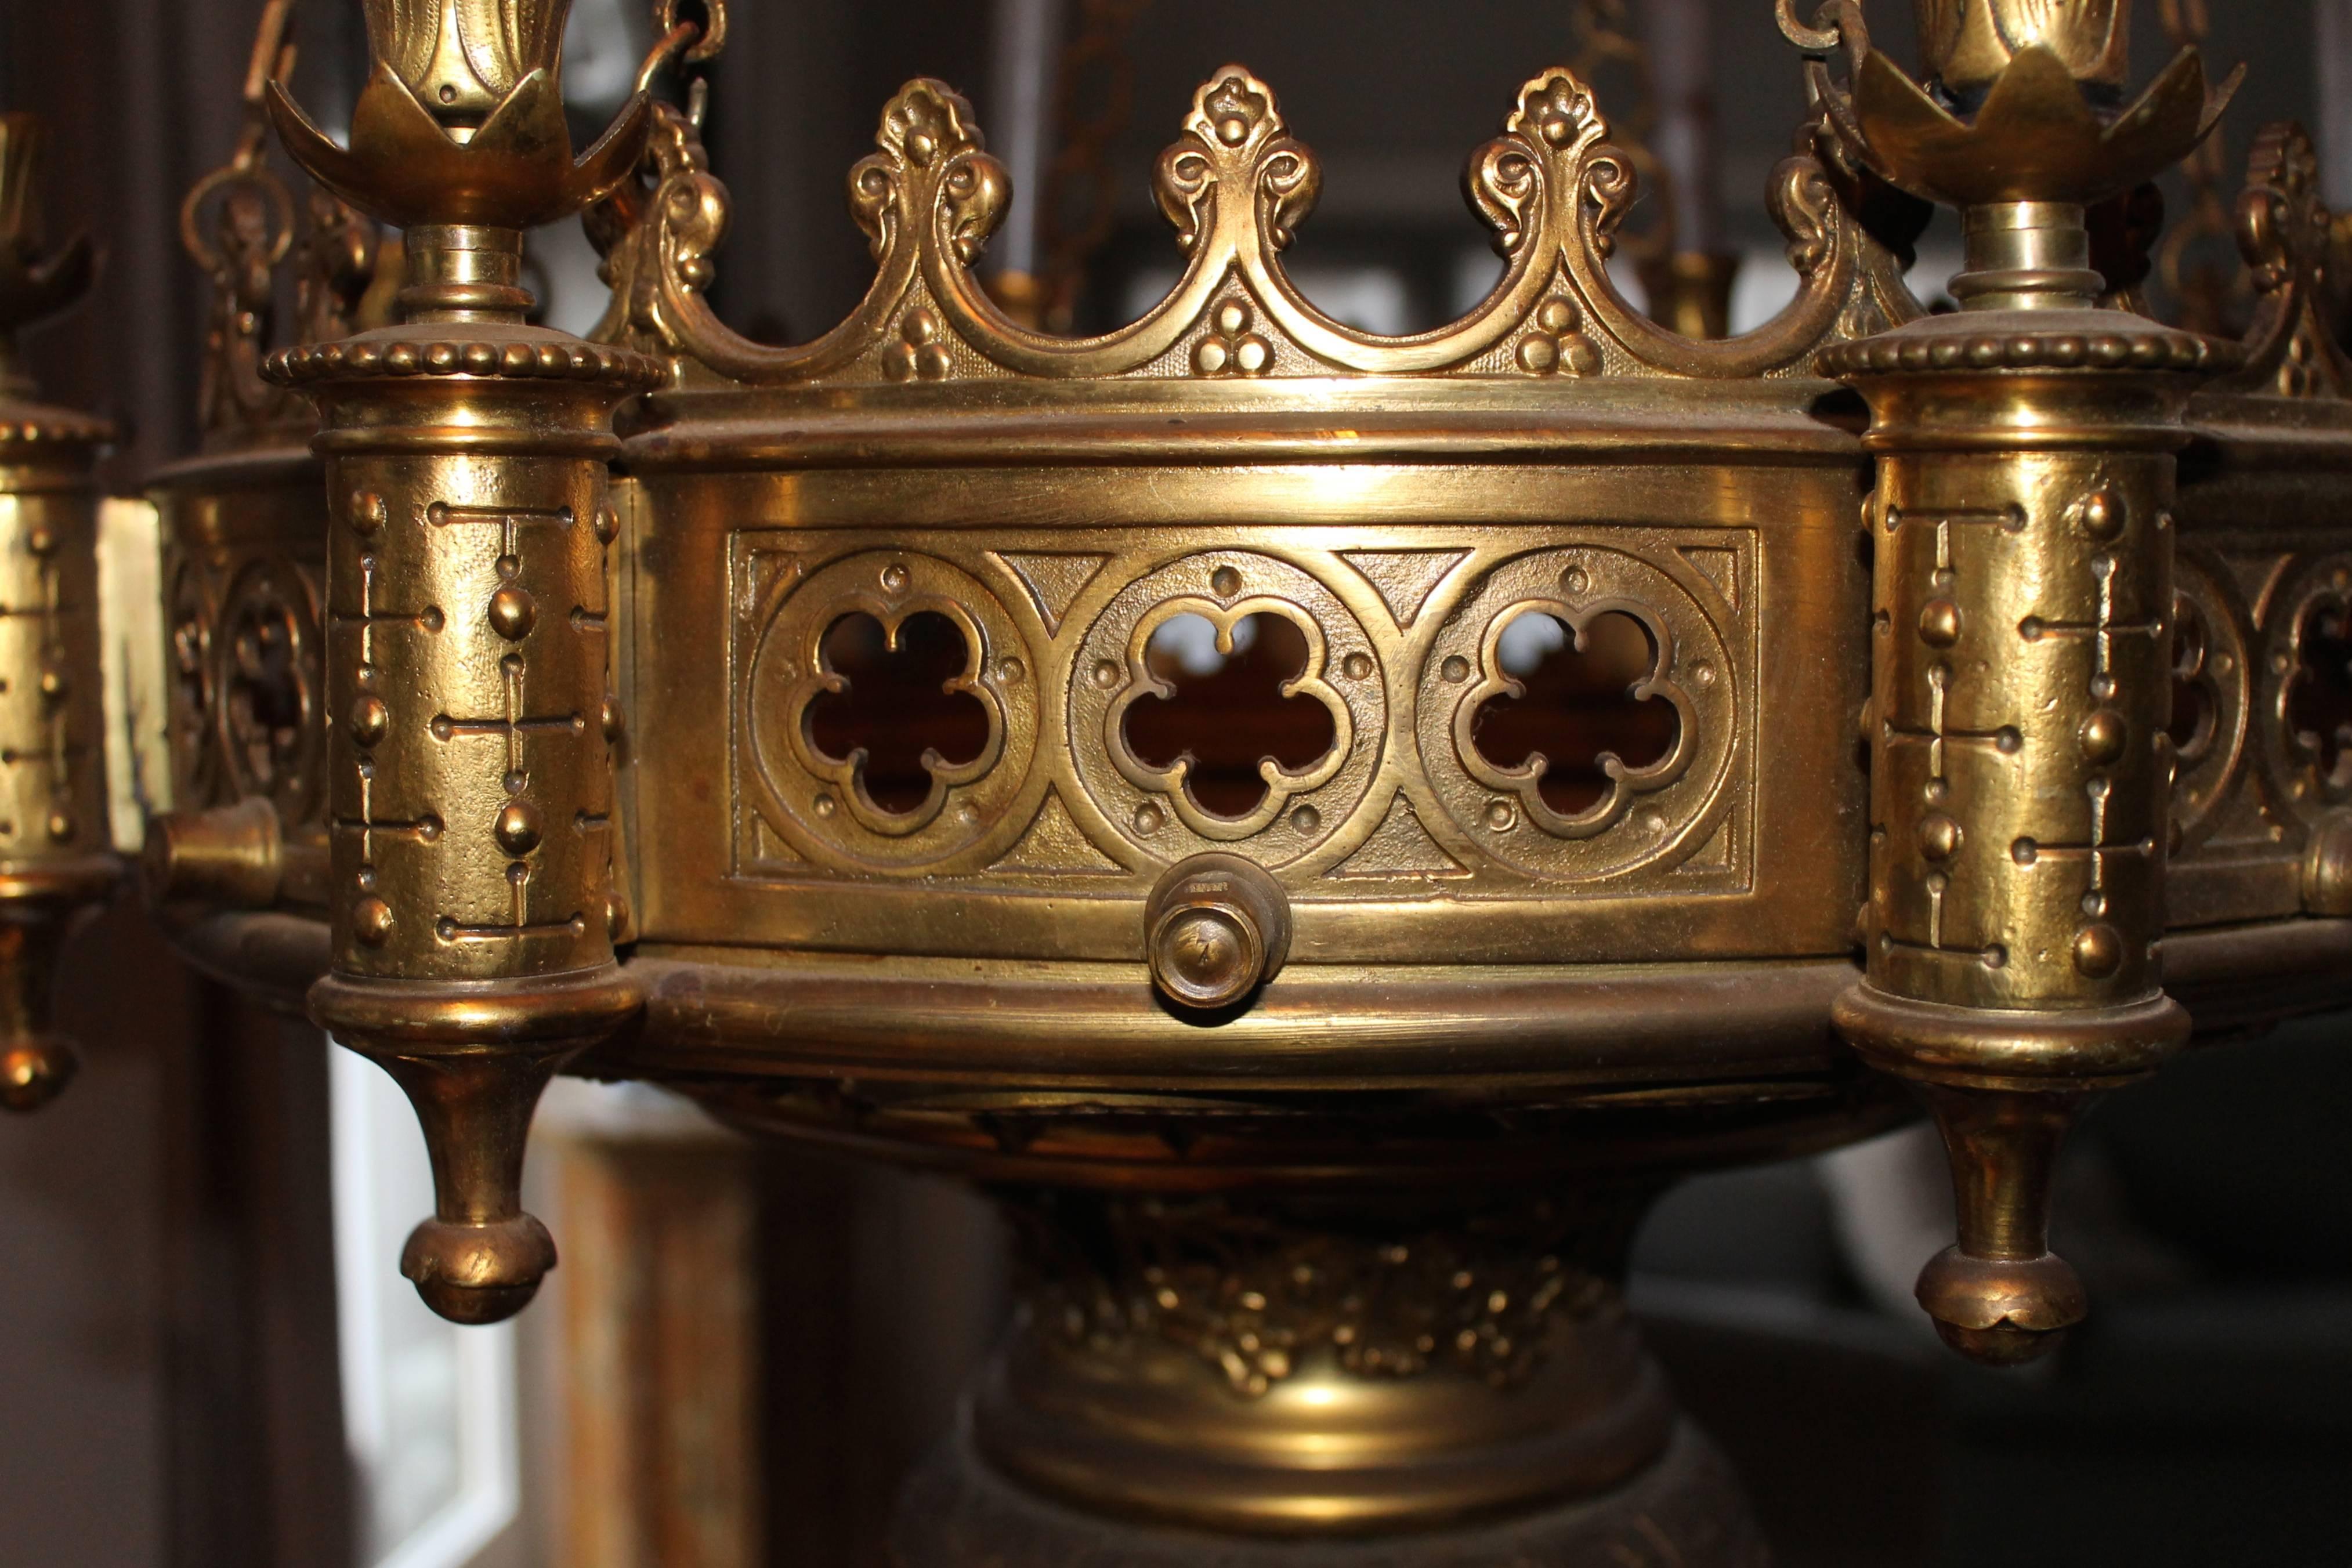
{"left": 1854, "top": 42, "right": 2239, "bottom": 208}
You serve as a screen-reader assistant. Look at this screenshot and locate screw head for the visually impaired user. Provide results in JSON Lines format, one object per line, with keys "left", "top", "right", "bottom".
{"left": 1143, "top": 853, "right": 1292, "bottom": 1014}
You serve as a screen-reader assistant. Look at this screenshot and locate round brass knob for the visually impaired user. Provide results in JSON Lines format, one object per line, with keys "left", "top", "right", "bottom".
{"left": 143, "top": 796, "right": 284, "bottom": 909}
{"left": 1, "top": 1036, "right": 77, "bottom": 1113}
{"left": 1145, "top": 854, "right": 1290, "bottom": 1012}
{"left": 2303, "top": 808, "right": 2352, "bottom": 916}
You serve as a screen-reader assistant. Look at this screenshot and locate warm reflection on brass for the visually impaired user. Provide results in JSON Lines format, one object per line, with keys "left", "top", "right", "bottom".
{"left": 1802, "top": 0, "right": 2236, "bottom": 1362}
{"left": 145, "top": 0, "right": 379, "bottom": 1007}
{"left": 935, "top": 1190, "right": 1737, "bottom": 1551}
{"left": 0, "top": 113, "right": 117, "bottom": 1111}
{"left": 108, "top": 0, "right": 2352, "bottom": 1556}
{"left": 261, "top": 0, "right": 667, "bottom": 1323}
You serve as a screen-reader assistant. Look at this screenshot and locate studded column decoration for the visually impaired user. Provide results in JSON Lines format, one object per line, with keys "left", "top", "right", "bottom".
{"left": 1789, "top": 0, "right": 2241, "bottom": 1361}
{"left": 263, "top": 0, "right": 687, "bottom": 1321}
{"left": 0, "top": 113, "right": 115, "bottom": 1112}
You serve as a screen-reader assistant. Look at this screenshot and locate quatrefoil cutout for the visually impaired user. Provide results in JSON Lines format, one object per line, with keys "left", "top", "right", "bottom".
{"left": 1108, "top": 596, "right": 1352, "bottom": 839}
{"left": 784, "top": 597, "right": 1005, "bottom": 835}
{"left": 1456, "top": 600, "right": 1693, "bottom": 838}
{"left": 2285, "top": 586, "right": 2352, "bottom": 793}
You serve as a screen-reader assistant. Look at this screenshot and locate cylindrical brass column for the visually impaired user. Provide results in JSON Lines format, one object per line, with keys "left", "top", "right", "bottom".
{"left": 0, "top": 113, "right": 117, "bottom": 1111}
{"left": 263, "top": 0, "right": 671, "bottom": 1320}
{"left": 1829, "top": 324, "right": 2213, "bottom": 1360}
{"left": 1802, "top": 0, "right": 2242, "bottom": 1361}
{"left": 278, "top": 269, "right": 656, "bottom": 1319}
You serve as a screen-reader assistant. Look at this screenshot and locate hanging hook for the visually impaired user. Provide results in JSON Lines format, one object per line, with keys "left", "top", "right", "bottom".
{"left": 645, "top": 0, "right": 729, "bottom": 86}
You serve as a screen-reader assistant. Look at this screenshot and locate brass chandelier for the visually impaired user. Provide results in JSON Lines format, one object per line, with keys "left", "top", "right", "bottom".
{"left": 6, "top": 0, "right": 2349, "bottom": 1558}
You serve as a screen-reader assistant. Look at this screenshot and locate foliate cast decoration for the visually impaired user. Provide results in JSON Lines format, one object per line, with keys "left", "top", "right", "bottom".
{"left": 1070, "top": 553, "right": 1380, "bottom": 863}
{"left": 162, "top": 543, "right": 332, "bottom": 827}
{"left": 167, "top": 560, "right": 222, "bottom": 809}
{"left": 592, "top": 56, "right": 1920, "bottom": 385}
{"left": 1015, "top": 1194, "right": 1615, "bottom": 1399}
{"left": 183, "top": 154, "right": 298, "bottom": 437}
{"left": 1419, "top": 545, "right": 1736, "bottom": 881}
{"left": 2223, "top": 121, "right": 2352, "bottom": 401}
{"left": 182, "top": 0, "right": 384, "bottom": 447}
{"left": 742, "top": 549, "right": 1037, "bottom": 874}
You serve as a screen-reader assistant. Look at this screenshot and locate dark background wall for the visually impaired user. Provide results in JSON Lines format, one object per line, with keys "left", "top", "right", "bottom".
{"left": 701, "top": 1, "right": 2317, "bottom": 341}
{"left": 0, "top": 5, "right": 2339, "bottom": 1567}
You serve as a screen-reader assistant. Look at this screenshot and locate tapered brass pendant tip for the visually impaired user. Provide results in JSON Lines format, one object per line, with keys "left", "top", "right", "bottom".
{"left": 400, "top": 1212, "right": 558, "bottom": 1325}
{"left": 0, "top": 1035, "right": 78, "bottom": 1112}
{"left": 1915, "top": 1244, "right": 2085, "bottom": 1367}
{"left": 1933, "top": 1318, "right": 2068, "bottom": 1366}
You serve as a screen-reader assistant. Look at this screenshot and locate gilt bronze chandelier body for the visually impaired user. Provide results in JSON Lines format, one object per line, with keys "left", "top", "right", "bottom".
{"left": 1, "top": 0, "right": 2342, "bottom": 1559}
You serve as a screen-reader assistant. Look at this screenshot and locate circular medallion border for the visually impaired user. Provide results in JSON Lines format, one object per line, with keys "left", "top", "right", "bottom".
{"left": 216, "top": 553, "right": 327, "bottom": 825}
{"left": 746, "top": 549, "right": 1041, "bottom": 875}
{"left": 1068, "top": 551, "right": 1384, "bottom": 868}
{"left": 1417, "top": 545, "right": 1736, "bottom": 880}
{"left": 2167, "top": 551, "right": 2249, "bottom": 854}
{"left": 2259, "top": 551, "right": 2352, "bottom": 828}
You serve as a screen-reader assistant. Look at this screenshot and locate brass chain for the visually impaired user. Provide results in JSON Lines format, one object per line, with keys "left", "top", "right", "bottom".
{"left": 2154, "top": 0, "right": 2241, "bottom": 332}
{"left": 1036, "top": 0, "right": 1152, "bottom": 332}
{"left": 1565, "top": 0, "right": 1672, "bottom": 262}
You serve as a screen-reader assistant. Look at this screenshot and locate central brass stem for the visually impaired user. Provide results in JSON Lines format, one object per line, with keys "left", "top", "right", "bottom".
{"left": 397, "top": 224, "right": 534, "bottom": 325}
{"left": 1951, "top": 201, "right": 2105, "bottom": 311}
